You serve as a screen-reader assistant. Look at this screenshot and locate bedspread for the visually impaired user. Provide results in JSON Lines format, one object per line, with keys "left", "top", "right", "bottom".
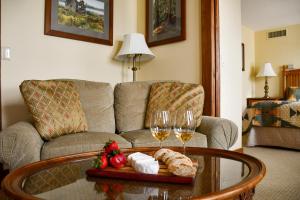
{"left": 242, "top": 100, "right": 300, "bottom": 133}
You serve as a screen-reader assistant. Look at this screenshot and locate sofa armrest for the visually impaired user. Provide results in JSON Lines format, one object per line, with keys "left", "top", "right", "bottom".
{"left": 0, "top": 121, "right": 44, "bottom": 170}
{"left": 197, "top": 116, "right": 238, "bottom": 150}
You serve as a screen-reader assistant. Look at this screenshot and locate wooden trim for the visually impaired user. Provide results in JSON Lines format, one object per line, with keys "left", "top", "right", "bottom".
{"left": 2, "top": 147, "right": 266, "bottom": 200}
{"left": 282, "top": 65, "right": 300, "bottom": 96}
{"left": 146, "top": 0, "right": 186, "bottom": 47}
{"left": 44, "top": 0, "right": 113, "bottom": 45}
{"left": 283, "top": 65, "right": 287, "bottom": 95}
{"left": 201, "top": 0, "right": 220, "bottom": 117}
{"left": 0, "top": 0, "right": 2, "bottom": 130}
{"left": 246, "top": 97, "right": 281, "bottom": 107}
{"left": 214, "top": 0, "right": 220, "bottom": 117}
{"left": 201, "top": 0, "right": 215, "bottom": 116}
{"left": 210, "top": 157, "right": 220, "bottom": 191}
{"left": 242, "top": 43, "right": 245, "bottom": 71}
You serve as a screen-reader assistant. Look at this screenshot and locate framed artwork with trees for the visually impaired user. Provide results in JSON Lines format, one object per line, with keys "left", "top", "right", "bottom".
{"left": 45, "top": 0, "right": 113, "bottom": 45}
{"left": 146, "top": 0, "right": 186, "bottom": 47}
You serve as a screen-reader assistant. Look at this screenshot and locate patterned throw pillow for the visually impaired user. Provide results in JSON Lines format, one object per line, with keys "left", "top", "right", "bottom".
{"left": 286, "top": 87, "right": 300, "bottom": 101}
{"left": 20, "top": 80, "right": 88, "bottom": 140}
{"left": 145, "top": 82, "right": 204, "bottom": 128}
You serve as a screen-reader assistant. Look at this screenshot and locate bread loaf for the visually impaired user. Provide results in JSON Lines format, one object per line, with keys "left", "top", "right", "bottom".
{"left": 153, "top": 148, "right": 172, "bottom": 160}
{"left": 165, "top": 153, "right": 191, "bottom": 165}
{"left": 154, "top": 149, "right": 197, "bottom": 177}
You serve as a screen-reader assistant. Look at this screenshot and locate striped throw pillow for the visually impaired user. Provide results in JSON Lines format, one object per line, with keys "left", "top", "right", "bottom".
{"left": 145, "top": 82, "right": 204, "bottom": 128}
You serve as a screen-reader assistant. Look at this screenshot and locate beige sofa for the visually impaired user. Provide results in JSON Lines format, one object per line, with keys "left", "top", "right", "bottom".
{"left": 0, "top": 80, "right": 238, "bottom": 170}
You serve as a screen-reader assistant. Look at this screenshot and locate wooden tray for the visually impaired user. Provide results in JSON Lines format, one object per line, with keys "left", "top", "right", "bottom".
{"left": 86, "top": 162, "right": 196, "bottom": 184}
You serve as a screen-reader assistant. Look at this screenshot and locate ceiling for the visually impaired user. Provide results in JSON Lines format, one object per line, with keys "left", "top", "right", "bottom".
{"left": 241, "top": 0, "right": 300, "bottom": 31}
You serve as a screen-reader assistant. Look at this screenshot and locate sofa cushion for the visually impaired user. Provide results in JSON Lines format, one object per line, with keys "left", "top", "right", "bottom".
{"left": 145, "top": 82, "right": 204, "bottom": 128}
{"left": 20, "top": 80, "right": 88, "bottom": 140}
{"left": 114, "top": 81, "right": 155, "bottom": 133}
{"left": 41, "top": 132, "right": 132, "bottom": 160}
{"left": 120, "top": 129, "right": 207, "bottom": 148}
{"left": 73, "top": 80, "right": 115, "bottom": 133}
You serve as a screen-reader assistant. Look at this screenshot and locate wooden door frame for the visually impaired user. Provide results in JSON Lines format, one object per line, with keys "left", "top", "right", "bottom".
{"left": 0, "top": 0, "right": 2, "bottom": 130}
{"left": 201, "top": 0, "right": 220, "bottom": 117}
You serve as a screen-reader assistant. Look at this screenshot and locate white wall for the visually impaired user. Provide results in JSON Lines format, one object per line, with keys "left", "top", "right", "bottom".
{"left": 219, "top": 0, "right": 242, "bottom": 149}
{"left": 255, "top": 24, "right": 300, "bottom": 98}
{"left": 242, "top": 26, "right": 255, "bottom": 109}
{"left": 136, "top": 0, "right": 201, "bottom": 83}
{"left": 1, "top": 0, "right": 137, "bottom": 127}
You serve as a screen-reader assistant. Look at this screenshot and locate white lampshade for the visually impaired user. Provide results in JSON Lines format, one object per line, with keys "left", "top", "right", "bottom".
{"left": 257, "top": 63, "right": 277, "bottom": 77}
{"left": 115, "top": 33, "right": 155, "bottom": 61}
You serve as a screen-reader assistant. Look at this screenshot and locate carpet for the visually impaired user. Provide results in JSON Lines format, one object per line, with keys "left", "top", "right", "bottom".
{"left": 244, "top": 147, "right": 300, "bottom": 200}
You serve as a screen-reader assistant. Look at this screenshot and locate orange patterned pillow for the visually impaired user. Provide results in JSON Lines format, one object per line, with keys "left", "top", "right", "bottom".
{"left": 145, "top": 82, "right": 204, "bottom": 128}
{"left": 20, "top": 80, "right": 88, "bottom": 140}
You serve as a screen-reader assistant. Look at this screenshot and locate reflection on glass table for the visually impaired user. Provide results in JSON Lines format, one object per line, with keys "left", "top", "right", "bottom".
{"left": 21, "top": 155, "right": 250, "bottom": 200}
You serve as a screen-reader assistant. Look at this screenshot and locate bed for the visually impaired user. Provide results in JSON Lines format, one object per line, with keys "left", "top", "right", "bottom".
{"left": 243, "top": 65, "right": 300, "bottom": 150}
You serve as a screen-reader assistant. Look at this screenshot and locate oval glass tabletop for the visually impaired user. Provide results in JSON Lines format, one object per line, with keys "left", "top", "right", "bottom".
{"left": 2, "top": 147, "right": 265, "bottom": 200}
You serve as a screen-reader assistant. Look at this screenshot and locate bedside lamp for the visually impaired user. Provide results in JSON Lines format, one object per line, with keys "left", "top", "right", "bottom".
{"left": 257, "top": 63, "right": 277, "bottom": 98}
{"left": 116, "top": 33, "right": 155, "bottom": 82}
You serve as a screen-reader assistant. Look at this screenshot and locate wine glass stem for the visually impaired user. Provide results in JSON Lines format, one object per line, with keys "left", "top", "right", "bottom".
{"left": 183, "top": 143, "right": 186, "bottom": 155}
{"left": 160, "top": 141, "right": 162, "bottom": 149}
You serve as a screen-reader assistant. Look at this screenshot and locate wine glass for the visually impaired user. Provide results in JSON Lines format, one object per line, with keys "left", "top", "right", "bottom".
{"left": 150, "top": 110, "right": 172, "bottom": 148}
{"left": 174, "top": 109, "right": 196, "bottom": 154}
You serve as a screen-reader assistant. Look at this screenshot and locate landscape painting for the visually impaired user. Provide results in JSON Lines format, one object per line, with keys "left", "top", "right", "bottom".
{"left": 146, "top": 0, "right": 186, "bottom": 47}
{"left": 45, "top": 0, "right": 113, "bottom": 45}
{"left": 58, "top": 0, "right": 104, "bottom": 33}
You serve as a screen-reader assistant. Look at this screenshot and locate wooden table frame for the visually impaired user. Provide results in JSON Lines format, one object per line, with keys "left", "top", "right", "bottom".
{"left": 2, "top": 147, "right": 266, "bottom": 200}
{"left": 246, "top": 97, "right": 282, "bottom": 107}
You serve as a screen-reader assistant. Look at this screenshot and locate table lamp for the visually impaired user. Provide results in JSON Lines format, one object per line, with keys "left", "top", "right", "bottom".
{"left": 116, "top": 33, "right": 155, "bottom": 82}
{"left": 257, "top": 63, "right": 277, "bottom": 98}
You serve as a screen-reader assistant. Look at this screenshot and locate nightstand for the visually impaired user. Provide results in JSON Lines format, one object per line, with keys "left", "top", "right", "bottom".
{"left": 246, "top": 97, "right": 282, "bottom": 107}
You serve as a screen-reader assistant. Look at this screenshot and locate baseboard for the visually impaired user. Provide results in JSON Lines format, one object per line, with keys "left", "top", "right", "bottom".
{"left": 234, "top": 147, "right": 244, "bottom": 154}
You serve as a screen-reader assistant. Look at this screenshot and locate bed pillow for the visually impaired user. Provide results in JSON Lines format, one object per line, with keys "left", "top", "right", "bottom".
{"left": 144, "top": 82, "right": 204, "bottom": 128}
{"left": 286, "top": 87, "right": 300, "bottom": 101}
{"left": 20, "top": 80, "right": 88, "bottom": 140}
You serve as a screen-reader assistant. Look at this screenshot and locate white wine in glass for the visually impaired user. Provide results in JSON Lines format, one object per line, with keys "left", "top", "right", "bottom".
{"left": 150, "top": 110, "right": 171, "bottom": 148}
{"left": 174, "top": 109, "right": 196, "bottom": 154}
{"left": 175, "top": 131, "right": 194, "bottom": 144}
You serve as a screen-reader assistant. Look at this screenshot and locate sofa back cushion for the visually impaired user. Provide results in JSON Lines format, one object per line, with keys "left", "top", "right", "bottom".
{"left": 20, "top": 80, "right": 88, "bottom": 140}
{"left": 73, "top": 80, "right": 115, "bottom": 133}
{"left": 114, "top": 81, "right": 155, "bottom": 133}
{"left": 144, "top": 82, "right": 205, "bottom": 128}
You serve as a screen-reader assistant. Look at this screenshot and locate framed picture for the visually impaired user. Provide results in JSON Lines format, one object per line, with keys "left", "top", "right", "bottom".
{"left": 45, "top": 0, "right": 113, "bottom": 45}
{"left": 242, "top": 43, "right": 245, "bottom": 71}
{"left": 146, "top": 0, "right": 186, "bottom": 47}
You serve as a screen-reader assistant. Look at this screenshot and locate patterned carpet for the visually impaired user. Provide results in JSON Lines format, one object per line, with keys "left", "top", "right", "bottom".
{"left": 244, "top": 147, "right": 300, "bottom": 200}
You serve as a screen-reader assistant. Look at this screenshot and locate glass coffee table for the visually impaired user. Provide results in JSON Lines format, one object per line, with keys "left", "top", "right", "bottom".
{"left": 2, "top": 147, "right": 265, "bottom": 200}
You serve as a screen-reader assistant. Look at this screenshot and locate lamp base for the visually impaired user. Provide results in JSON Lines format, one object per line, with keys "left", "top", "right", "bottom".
{"left": 263, "top": 77, "right": 270, "bottom": 98}
{"left": 132, "top": 67, "right": 137, "bottom": 82}
{"left": 131, "top": 54, "right": 140, "bottom": 82}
